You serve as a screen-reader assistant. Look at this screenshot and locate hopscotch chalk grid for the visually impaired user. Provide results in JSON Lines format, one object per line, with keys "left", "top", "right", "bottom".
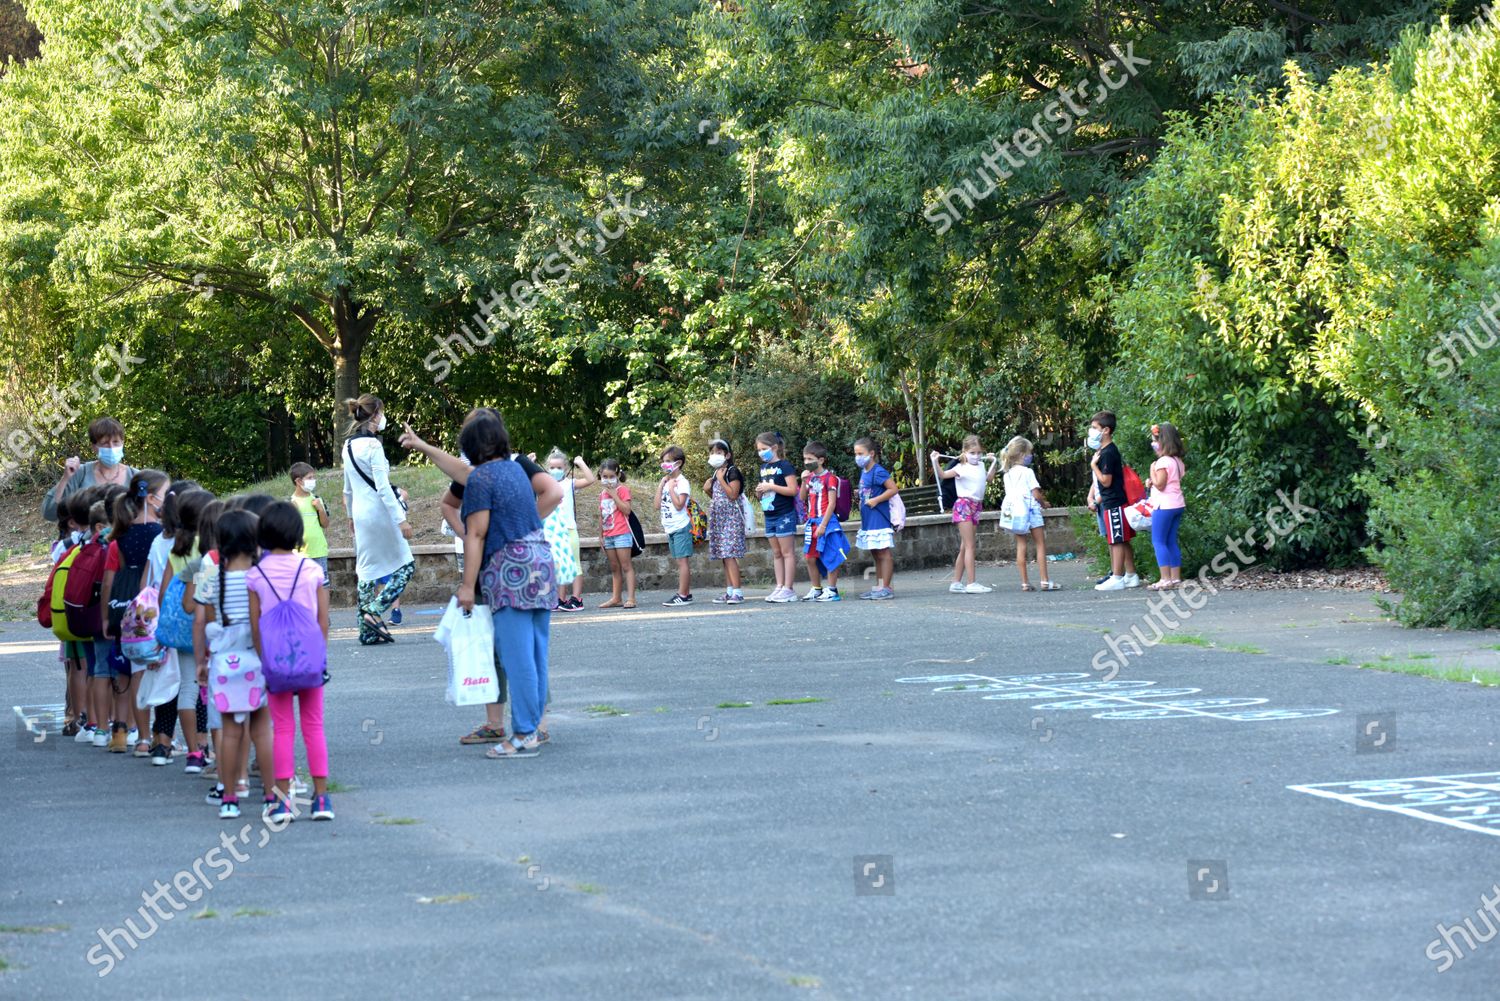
{"left": 1288, "top": 774, "right": 1500, "bottom": 839}
{"left": 895, "top": 672, "right": 1339, "bottom": 722}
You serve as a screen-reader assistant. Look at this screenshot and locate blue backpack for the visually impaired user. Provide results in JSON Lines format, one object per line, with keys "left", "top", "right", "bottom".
{"left": 156, "top": 573, "right": 195, "bottom": 652}
{"left": 254, "top": 560, "right": 327, "bottom": 694}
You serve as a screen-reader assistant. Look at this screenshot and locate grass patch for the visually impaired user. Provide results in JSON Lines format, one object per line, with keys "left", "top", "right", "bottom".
{"left": 1357, "top": 660, "right": 1500, "bottom": 688}
{"left": 652, "top": 706, "right": 670, "bottom": 713}
{"left": 715, "top": 701, "right": 753, "bottom": 709}
{"left": 0, "top": 925, "right": 66, "bottom": 934}
{"left": 766, "top": 697, "right": 824, "bottom": 705}
{"left": 788, "top": 975, "right": 821, "bottom": 988}
{"left": 1487, "top": 644, "right": 1500, "bottom": 652}
{"left": 584, "top": 704, "right": 625, "bottom": 716}
{"left": 1407, "top": 653, "right": 1436, "bottom": 660}
{"left": 232, "top": 908, "right": 276, "bottom": 918}
{"left": 517, "top": 855, "right": 531, "bottom": 864}
{"left": 191, "top": 908, "right": 217, "bottom": 920}
{"left": 1159, "top": 634, "right": 1212, "bottom": 648}
{"left": 0, "top": 956, "right": 9, "bottom": 972}
{"left": 324, "top": 780, "right": 356, "bottom": 793}
{"left": 417, "top": 893, "right": 475, "bottom": 905}
{"left": 374, "top": 816, "right": 422, "bottom": 826}
{"left": 574, "top": 883, "right": 605, "bottom": 895}
{"left": 1325, "top": 656, "right": 1353, "bottom": 665}
{"left": 1219, "top": 643, "right": 1265, "bottom": 655}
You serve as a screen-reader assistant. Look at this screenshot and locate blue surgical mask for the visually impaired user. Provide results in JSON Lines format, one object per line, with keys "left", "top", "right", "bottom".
{"left": 97, "top": 445, "right": 124, "bottom": 467}
{"left": 758, "top": 449, "right": 775, "bottom": 462}
{"left": 1021, "top": 454, "right": 1034, "bottom": 466}
{"left": 549, "top": 468, "right": 567, "bottom": 481}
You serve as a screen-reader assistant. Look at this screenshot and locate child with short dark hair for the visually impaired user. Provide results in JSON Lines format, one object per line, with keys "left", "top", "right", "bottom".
{"left": 288, "top": 462, "right": 331, "bottom": 582}
{"left": 656, "top": 445, "right": 694, "bottom": 605}
{"left": 596, "top": 459, "right": 637, "bottom": 608}
{"left": 1088, "top": 411, "right": 1140, "bottom": 590}
{"left": 798, "top": 441, "right": 844, "bottom": 601}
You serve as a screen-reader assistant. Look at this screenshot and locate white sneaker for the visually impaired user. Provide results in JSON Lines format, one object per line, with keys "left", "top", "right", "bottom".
{"left": 769, "top": 588, "right": 796, "bottom": 603}
{"left": 948, "top": 581, "right": 967, "bottom": 593}
{"left": 1094, "top": 575, "right": 1127, "bottom": 591}
{"left": 291, "top": 776, "right": 310, "bottom": 797}
{"left": 92, "top": 729, "right": 109, "bottom": 748}
{"left": 799, "top": 588, "right": 824, "bottom": 602}
{"left": 963, "top": 582, "right": 993, "bottom": 594}
{"left": 74, "top": 726, "right": 95, "bottom": 744}
{"left": 126, "top": 727, "right": 138, "bottom": 746}
{"left": 1122, "top": 573, "right": 1141, "bottom": 588}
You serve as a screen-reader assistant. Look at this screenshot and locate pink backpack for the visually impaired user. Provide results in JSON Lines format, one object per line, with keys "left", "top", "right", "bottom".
{"left": 120, "top": 585, "right": 165, "bottom": 665}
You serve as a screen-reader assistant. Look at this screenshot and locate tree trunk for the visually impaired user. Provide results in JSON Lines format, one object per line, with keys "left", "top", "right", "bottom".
{"left": 333, "top": 342, "right": 360, "bottom": 445}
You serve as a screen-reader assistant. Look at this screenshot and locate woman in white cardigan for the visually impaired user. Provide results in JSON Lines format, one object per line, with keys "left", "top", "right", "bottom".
{"left": 342, "top": 394, "right": 414, "bottom": 644}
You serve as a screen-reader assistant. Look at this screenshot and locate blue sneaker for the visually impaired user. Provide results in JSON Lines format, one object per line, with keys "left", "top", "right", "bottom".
{"left": 264, "top": 797, "right": 294, "bottom": 824}
{"left": 870, "top": 587, "right": 895, "bottom": 600}
{"left": 391, "top": 608, "right": 403, "bottom": 624}
{"left": 312, "top": 794, "right": 335, "bottom": 821}
{"left": 815, "top": 588, "right": 841, "bottom": 602}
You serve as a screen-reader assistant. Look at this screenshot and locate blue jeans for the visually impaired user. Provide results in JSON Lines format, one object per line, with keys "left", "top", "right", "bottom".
{"left": 1151, "top": 507, "right": 1185, "bottom": 568}
{"left": 492, "top": 607, "right": 550, "bottom": 736}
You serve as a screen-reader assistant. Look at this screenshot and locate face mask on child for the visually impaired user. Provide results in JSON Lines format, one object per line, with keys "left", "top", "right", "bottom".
{"left": 660, "top": 461, "right": 679, "bottom": 474}
{"left": 1151, "top": 441, "right": 1162, "bottom": 454}
{"left": 1087, "top": 429, "right": 1103, "bottom": 450}
{"left": 804, "top": 459, "right": 821, "bottom": 471}
{"left": 1021, "top": 454, "right": 1034, "bottom": 466}
{"left": 708, "top": 454, "right": 727, "bottom": 469}
{"left": 966, "top": 451, "right": 981, "bottom": 465}
{"left": 549, "top": 467, "right": 567, "bottom": 481}
{"left": 854, "top": 454, "right": 871, "bottom": 469}
{"left": 601, "top": 477, "right": 618, "bottom": 488}
{"left": 758, "top": 448, "right": 775, "bottom": 462}
{"left": 302, "top": 478, "right": 317, "bottom": 492}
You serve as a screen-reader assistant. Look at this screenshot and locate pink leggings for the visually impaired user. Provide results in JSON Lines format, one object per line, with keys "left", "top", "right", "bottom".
{"left": 268, "top": 687, "right": 328, "bottom": 781}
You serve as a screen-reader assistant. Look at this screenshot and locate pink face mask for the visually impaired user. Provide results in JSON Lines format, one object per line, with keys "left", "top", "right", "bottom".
{"left": 660, "top": 461, "right": 678, "bottom": 473}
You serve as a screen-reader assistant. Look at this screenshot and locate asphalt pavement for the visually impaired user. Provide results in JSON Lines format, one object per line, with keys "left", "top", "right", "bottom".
{"left": 3, "top": 561, "right": 1499, "bottom": 1000}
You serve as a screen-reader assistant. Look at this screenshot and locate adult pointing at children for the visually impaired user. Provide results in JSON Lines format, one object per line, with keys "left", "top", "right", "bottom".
{"left": 40, "top": 416, "right": 135, "bottom": 521}
{"left": 342, "top": 394, "right": 415, "bottom": 645}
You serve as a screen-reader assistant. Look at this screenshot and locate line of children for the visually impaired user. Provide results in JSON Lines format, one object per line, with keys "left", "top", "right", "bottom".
{"left": 48, "top": 482, "right": 334, "bottom": 823}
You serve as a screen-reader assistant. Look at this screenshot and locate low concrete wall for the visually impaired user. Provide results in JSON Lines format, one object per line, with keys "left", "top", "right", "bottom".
{"left": 326, "top": 508, "right": 1082, "bottom": 606}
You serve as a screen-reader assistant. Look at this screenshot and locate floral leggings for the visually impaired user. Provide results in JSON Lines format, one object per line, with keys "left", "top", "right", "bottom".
{"left": 357, "top": 561, "right": 415, "bottom": 644}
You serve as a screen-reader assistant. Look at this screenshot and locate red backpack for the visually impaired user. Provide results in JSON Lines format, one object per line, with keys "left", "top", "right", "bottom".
{"left": 1123, "top": 465, "right": 1147, "bottom": 505}
{"left": 63, "top": 535, "right": 109, "bottom": 640}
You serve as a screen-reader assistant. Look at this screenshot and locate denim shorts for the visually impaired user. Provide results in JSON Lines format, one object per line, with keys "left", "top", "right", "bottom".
{"left": 764, "top": 510, "right": 797, "bottom": 538}
{"left": 667, "top": 527, "right": 694, "bottom": 559}
{"left": 603, "top": 532, "right": 633, "bottom": 551}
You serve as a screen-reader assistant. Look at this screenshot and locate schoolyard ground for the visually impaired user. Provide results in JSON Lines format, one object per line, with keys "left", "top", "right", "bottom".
{"left": 3, "top": 561, "right": 1499, "bottom": 1000}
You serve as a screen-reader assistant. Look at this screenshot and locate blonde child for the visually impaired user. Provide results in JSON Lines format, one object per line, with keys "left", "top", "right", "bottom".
{"left": 289, "top": 462, "right": 330, "bottom": 582}
{"left": 854, "top": 437, "right": 898, "bottom": 599}
{"left": 543, "top": 449, "right": 594, "bottom": 611}
{"left": 1000, "top": 437, "right": 1060, "bottom": 591}
{"left": 596, "top": 459, "right": 637, "bottom": 608}
{"left": 248, "top": 502, "right": 334, "bottom": 821}
{"left": 753, "top": 432, "right": 800, "bottom": 602}
{"left": 704, "top": 439, "right": 747, "bottom": 604}
{"left": 932, "top": 436, "right": 998, "bottom": 594}
{"left": 656, "top": 445, "right": 694, "bottom": 605}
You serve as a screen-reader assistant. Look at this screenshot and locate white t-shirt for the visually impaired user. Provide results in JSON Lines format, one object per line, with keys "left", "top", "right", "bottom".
{"left": 954, "top": 460, "right": 988, "bottom": 501}
{"left": 147, "top": 532, "right": 173, "bottom": 589}
{"left": 659, "top": 474, "right": 691, "bottom": 533}
{"left": 1002, "top": 465, "right": 1041, "bottom": 508}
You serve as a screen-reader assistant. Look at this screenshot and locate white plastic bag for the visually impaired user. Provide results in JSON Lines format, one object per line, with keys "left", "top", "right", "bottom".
{"left": 135, "top": 647, "right": 182, "bottom": 709}
{"left": 434, "top": 598, "right": 500, "bottom": 706}
{"left": 1125, "top": 497, "right": 1155, "bottom": 531}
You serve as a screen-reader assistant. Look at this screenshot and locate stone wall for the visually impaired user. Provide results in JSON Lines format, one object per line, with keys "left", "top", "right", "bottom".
{"left": 326, "top": 508, "right": 1082, "bottom": 606}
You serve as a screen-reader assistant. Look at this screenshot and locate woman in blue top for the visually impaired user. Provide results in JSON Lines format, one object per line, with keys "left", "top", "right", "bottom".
{"left": 453, "top": 409, "right": 563, "bottom": 759}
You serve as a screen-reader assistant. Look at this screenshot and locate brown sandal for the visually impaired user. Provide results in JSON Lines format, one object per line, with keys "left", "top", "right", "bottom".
{"left": 598, "top": 599, "right": 622, "bottom": 609}
{"left": 459, "top": 725, "right": 506, "bottom": 745}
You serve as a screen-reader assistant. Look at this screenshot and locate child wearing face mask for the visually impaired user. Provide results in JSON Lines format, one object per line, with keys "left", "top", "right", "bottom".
{"left": 798, "top": 441, "right": 846, "bottom": 602}
{"left": 542, "top": 448, "right": 594, "bottom": 611}
{"left": 703, "top": 439, "right": 747, "bottom": 604}
{"left": 1000, "top": 437, "right": 1060, "bottom": 591}
{"left": 656, "top": 445, "right": 695, "bottom": 605}
{"left": 289, "top": 463, "right": 331, "bottom": 582}
{"left": 854, "top": 437, "right": 898, "bottom": 599}
{"left": 754, "top": 432, "right": 800, "bottom": 602}
{"left": 932, "top": 436, "right": 999, "bottom": 594}
{"left": 99, "top": 469, "right": 171, "bottom": 755}
{"left": 596, "top": 459, "right": 637, "bottom": 608}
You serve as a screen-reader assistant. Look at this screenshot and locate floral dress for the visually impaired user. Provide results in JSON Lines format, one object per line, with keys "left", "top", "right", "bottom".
{"left": 707, "top": 471, "right": 747, "bottom": 560}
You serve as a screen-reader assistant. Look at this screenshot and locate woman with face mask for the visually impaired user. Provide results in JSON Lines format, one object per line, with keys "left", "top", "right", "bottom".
{"left": 41, "top": 416, "right": 136, "bottom": 523}
{"left": 341, "top": 394, "right": 415, "bottom": 645}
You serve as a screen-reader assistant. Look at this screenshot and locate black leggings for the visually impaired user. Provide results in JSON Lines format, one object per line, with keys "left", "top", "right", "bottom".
{"left": 152, "top": 700, "right": 177, "bottom": 739}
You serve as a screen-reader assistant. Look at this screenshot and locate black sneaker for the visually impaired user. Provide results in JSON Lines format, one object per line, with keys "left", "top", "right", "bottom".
{"left": 662, "top": 593, "right": 694, "bottom": 606}
{"left": 150, "top": 743, "right": 171, "bottom": 766}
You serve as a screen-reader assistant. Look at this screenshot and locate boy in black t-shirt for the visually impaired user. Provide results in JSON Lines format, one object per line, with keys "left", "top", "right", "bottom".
{"left": 1086, "top": 411, "right": 1139, "bottom": 590}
